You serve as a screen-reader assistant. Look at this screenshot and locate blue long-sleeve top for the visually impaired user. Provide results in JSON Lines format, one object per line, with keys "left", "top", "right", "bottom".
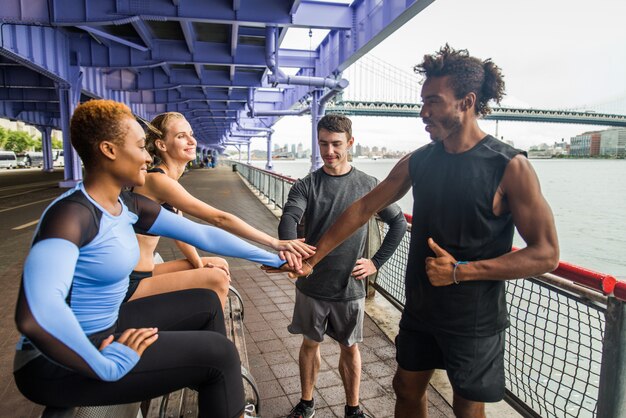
{"left": 15, "top": 183, "right": 284, "bottom": 381}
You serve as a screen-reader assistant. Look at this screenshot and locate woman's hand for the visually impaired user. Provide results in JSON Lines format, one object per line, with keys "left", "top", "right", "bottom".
{"left": 273, "top": 238, "right": 315, "bottom": 270}
{"left": 203, "top": 260, "right": 231, "bottom": 281}
{"left": 99, "top": 327, "right": 159, "bottom": 356}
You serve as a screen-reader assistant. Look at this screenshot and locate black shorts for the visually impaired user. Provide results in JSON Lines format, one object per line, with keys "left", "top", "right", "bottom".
{"left": 395, "top": 326, "right": 505, "bottom": 402}
{"left": 123, "top": 270, "right": 152, "bottom": 302}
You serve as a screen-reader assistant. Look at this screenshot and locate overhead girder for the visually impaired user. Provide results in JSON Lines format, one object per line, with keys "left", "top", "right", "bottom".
{"left": 127, "top": 88, "right": 283, "bottom": 105}
{"left": 71, "top": 36, "right": 315, "bottom": 70}
{"left": 0, "top": 67, "right": 56, "bottom": 89}
{"left": 0, "top": 88, "right": 59, "bottom": 102}
{"left": 0, "top": 100, "right": 61, "bottom": 128}
{"left": 129, "top": 89, "right": 249, "bottom": 104}
{"left": 28, "top": 0, "right": 353, "bottom": 30}
{"left": 14, "top": 111, "right": 61, "bottom": 130}
{"left": 0, "top": 23, "right": 74, "bottom": 85}
{"left": 132, "top": 67, "right": 263, "bottom": 91}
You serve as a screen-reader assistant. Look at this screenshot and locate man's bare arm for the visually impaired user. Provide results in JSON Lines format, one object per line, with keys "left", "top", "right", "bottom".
{"left": 448, "top": 155, "right": 559, "bottom": 284}
{"left": 304, "top": 153, "right": 413, "bottom": 271}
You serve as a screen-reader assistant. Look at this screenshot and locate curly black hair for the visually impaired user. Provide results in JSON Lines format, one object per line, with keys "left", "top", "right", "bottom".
{"left": 414, "top": 44, "right": 505, "bottom": 116}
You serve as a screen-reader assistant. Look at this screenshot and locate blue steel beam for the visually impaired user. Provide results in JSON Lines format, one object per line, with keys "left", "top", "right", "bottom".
{"left": 77, "top": 25, "right": 149, "bottom": 51}
{"left": 0, "top": 67, "right": 56, "bottom": 88}
{"left": 3, "top": 101, "right": 61, "bottom": 113}
{"left": 0, "top": 102, "right": 61, "bottom": 129}
{"left": 0, "top": 88, "right": 59, "bottom": 102}
{"left": 133, "top": 88, "right": 280, "bottom": 104}
{"left": 130, "top": 20, "right": 153, "bottom": 49}
{"left": 0, "top": 23, "right": 73, "bottom": 85}
{"left": 35, "top": 0, "right": 352, "bottom": 30}
{"left": 132, "top": 68, "right": 263, "bottom": 90}
{"left": 72, "top": 36, "right": 314, "bottom": 69}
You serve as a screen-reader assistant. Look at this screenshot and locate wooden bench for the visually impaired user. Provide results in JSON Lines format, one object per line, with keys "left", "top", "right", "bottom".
{"left": 41, "top": 285, "right": 260, "bottom": 418}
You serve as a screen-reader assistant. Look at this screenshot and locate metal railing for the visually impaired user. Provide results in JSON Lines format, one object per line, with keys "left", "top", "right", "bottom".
{"left": 230, "top": 160, "right": 626, "bottom": 418}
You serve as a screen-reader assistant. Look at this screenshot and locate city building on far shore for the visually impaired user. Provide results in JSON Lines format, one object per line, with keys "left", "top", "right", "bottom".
{"left": 571, "top": 131, "right": 601, "bottom": 157}
{"left": 570, "top": 128, "right": 625, "bottom": 158}
{"left": 600, "top": 128, "right": 626, "bottom": 158}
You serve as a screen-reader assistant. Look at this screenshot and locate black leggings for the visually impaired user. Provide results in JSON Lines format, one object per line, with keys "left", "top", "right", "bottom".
{"left": 14, "top": 289, "right": 244, "bottom": 418}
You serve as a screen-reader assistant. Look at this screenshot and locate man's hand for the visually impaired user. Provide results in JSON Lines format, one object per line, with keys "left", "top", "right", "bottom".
{"left": 425, "top": 238, "right": 457, "bottom": 286}
{"left": 351, "top": 258, "right": 377, "bottom": 280}
{"left": 99, "top": 328, "right": 159, "bottom": 356}
{"left": 261, "top": 260, "right": 312, "bottom": 280}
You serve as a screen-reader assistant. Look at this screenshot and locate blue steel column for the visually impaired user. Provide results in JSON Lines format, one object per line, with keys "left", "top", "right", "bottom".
{"left": 597, "top": 297, "right": 626, "bottom": 417}
{"left": 58, "top": 84, "right": 82, "bottom": 187}
{"left": 247, "top": 143, "right": 251, "bottom": 164}
{"left": 40, "top": 126, "right": 54, "bottom": 172}
{"left": 265, "top": 132, "right": 273, "bottom": 171}
{"left": 310, "top": 89, "right": 324, "bottom": 172}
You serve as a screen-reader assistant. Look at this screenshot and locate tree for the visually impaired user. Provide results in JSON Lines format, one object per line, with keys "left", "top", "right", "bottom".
{"left": 52, "top": 138, "right": 63, "bottom": 149}
{"left": 4, "top": 131, "right": 36, "bottom": 153}
{"left": 34, "top": 137, "right": 43, "bottom": 152}
{"left": 0, "top": 126, "right": 8, "bottom": 149}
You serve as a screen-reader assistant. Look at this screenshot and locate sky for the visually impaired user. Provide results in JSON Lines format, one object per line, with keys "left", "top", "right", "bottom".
{"left": 266, "top": 0, "right": 626, "bottom": 152}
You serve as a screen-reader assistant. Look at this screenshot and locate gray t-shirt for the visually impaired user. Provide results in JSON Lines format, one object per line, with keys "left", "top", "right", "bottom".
{"left": 281, "top": 167, "right": 403, "bottom": 301}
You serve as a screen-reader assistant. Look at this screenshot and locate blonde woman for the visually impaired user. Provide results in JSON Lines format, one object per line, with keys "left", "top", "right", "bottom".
{"left": 124, "top": 112, "right": 314, "bottom": 307}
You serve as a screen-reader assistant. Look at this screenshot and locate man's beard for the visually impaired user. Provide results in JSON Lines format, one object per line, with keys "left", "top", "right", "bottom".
{"left": 431, "top": 114, "right": 462, "bottom": 142}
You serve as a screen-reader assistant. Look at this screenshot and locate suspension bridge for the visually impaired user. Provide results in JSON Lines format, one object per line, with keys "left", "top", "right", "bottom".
{"left": 326, "top": 55, "right": 626, "bottom": 127}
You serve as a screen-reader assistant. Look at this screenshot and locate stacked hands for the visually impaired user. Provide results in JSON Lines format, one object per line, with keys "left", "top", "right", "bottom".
{"left": 264, "top": 237, "right": 463, "bottom": 287}
{"left": 273, "top": 238, "right": 316, "bottom": 275}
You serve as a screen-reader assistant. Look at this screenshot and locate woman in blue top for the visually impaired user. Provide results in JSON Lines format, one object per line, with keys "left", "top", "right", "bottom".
{"left": 14, "top": 99, "right": 291, "bottom": 418}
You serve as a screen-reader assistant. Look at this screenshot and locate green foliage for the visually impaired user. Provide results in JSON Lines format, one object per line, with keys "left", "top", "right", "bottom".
{"left": 4, "top": 130, "right": 36, "bottom": 153}
{"left": 0, "top": 126, "right": 8, "bottom": 148}
{"left": 52, "top": 138, "right": 63, "bottom": 149}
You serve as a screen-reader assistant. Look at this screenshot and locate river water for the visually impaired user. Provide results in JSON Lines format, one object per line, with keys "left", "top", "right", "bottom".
{"left": 250, "top": 158, "right": 626, "bottom": 279}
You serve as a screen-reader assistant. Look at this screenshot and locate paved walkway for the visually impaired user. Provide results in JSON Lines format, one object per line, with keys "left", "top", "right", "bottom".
{"left": 0, "top": 165, "right": 454, "bottom": 418}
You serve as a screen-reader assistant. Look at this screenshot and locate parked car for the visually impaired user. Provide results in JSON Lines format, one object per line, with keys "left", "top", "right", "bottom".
{"left": 0, "top": 150, "right": 18, "bottom": 169}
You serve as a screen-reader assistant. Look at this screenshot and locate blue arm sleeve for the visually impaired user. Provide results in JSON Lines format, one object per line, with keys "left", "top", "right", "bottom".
{"left": 22, "top": 239, "right": 139, "bottom": 381}
{"left": 149, "top": 208, "right": 285, "bottom": 268}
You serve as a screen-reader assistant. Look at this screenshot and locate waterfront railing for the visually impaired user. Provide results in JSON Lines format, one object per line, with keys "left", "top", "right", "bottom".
{"left": 230, "top": 161, "right": 625, "bottom": 418}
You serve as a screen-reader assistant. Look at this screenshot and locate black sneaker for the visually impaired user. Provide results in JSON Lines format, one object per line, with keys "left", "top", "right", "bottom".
{"left": 345, "top": 407, "right": 371, "bottom": 418}
{"left": 287, "top": 400, "right": 315, "bottom": 418}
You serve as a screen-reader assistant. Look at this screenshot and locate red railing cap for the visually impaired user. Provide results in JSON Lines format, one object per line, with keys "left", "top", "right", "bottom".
{"left": 614, "top": 280, "right": 626, "bottom": 302}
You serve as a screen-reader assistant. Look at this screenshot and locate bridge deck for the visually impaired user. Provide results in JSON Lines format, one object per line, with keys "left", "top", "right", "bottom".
{"left": 0, "top": 165, "right": 454, "bottom": 417}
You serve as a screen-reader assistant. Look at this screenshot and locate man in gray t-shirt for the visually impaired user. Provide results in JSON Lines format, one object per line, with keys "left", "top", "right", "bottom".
{"left": 278, "top": 114, "right": 407, "bottom": 418}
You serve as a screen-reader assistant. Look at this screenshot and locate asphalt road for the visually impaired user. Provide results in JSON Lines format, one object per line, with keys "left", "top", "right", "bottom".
{"left": 0, "top": 168, "right": 66, "bottom": 270}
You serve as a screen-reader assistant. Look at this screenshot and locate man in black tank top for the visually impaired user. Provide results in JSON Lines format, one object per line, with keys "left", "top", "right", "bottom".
{"left": 295, "top": 45, "right": 559, "bottom": 417}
